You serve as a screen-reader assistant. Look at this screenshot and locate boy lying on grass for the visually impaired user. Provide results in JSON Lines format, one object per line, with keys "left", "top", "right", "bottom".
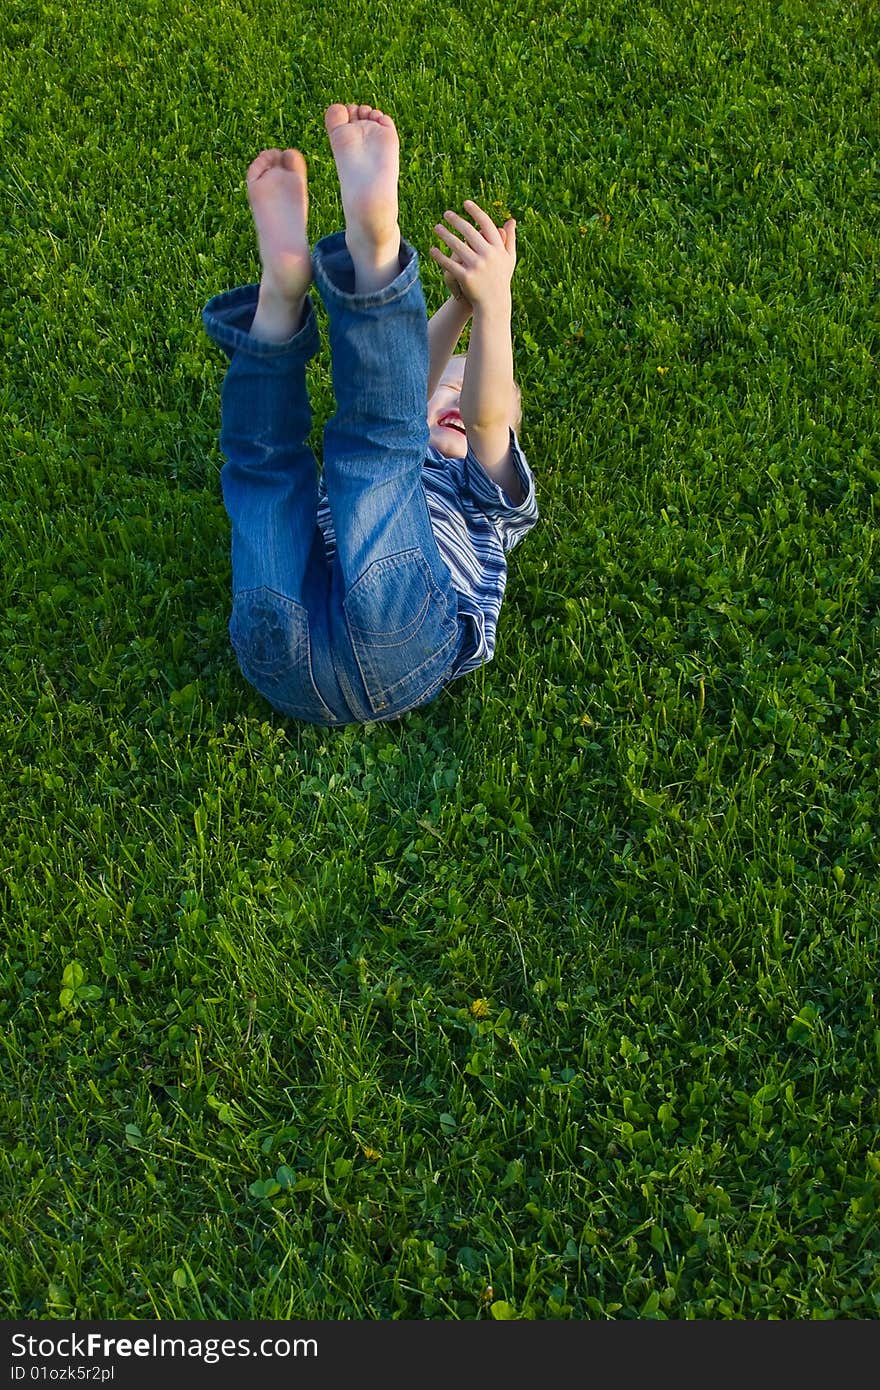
{"left": 202, "top": 103, "right": 538, "bottom": 726}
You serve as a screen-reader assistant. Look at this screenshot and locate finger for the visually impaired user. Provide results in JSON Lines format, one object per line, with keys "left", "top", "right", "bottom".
{"left": 462, "top": 199, "right": 504, "bottom": 244}
{"left": 503, "top": 217, "right": 517, "bottom": 259}
{"left": 431, "top": 249, "right": 471, "bottom": 295}
{"left": 429, "top": 246, "right": 464, "bottom": 276}
{"left": 433, "top": 223, "right": 477, "bottom": 263}
{"left": 442, "top": 209, "right": 492, "bottom": 252}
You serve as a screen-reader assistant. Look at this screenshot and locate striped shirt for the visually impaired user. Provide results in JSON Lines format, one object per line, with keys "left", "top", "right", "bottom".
{"left": 316, "top": 430, "right": 539, "bottom": 678}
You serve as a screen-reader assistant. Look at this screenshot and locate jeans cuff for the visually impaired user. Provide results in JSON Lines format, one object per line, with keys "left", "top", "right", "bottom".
{"left": 311, "top": 232, "right": 421, "bottom": 309}
{"left": 201, "top": 285, "right": 321, "bottom": 361}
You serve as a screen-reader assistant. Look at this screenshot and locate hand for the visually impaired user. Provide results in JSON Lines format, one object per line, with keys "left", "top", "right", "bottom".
{"left": 440, "top": 222, "right": 514, "bottom": 310}
{"left": 430, "top": 200, "right": 517, "bottom": 312}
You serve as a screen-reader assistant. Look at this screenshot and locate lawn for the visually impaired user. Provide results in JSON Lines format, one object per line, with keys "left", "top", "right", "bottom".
{"left": 2, "top": 0, "right": 878, "bottom": 1319}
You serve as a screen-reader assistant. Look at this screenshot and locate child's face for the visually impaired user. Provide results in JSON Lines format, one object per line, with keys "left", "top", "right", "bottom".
{"left": 427, "top": 356, "right": 469, "bottom": 458}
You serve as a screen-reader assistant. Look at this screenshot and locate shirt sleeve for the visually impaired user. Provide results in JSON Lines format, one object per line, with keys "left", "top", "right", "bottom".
{"left": 460, "top": 429, "right": 539, "bottom": 552}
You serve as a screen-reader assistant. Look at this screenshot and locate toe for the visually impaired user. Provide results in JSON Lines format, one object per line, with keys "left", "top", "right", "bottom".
{"left": 247, "top": 148, "right": 282, "bottom": 182}
{"left": 281, "top": 148, "right": 307, "bottom": 178}
{"left": 325, "top": 104, "right": 350, "bottom": 133}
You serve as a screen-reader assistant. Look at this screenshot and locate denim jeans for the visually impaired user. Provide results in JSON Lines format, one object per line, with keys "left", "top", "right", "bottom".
{"left": 202, "top": 232, "right": 468, "bottom": 726}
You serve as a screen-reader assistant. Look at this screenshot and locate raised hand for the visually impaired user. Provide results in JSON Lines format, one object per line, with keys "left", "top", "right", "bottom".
{"left": 430, "top": 200, "right": 516, "bottom": 312}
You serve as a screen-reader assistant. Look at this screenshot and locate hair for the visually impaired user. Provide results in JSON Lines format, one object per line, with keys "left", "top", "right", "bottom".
{"left": 451, "top": 353, "right": 523, "bottom": 431}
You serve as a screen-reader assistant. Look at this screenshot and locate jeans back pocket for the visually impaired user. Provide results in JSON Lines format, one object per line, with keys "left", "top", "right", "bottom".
{"left": 230, "top": 587, "right": 337, "bottom": 724}
{"left": 343, "top": 548, "right": 459, "bottom": 714}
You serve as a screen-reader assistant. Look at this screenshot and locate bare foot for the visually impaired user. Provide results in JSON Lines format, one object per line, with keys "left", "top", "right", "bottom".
{"left": 246, "top": 148, "right": 311, "bottom": 341}
{"left": 324, "top": 103, "right": 401, "bottom": 293}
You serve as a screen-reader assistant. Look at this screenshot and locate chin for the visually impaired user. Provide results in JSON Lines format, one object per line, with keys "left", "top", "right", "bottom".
{"left": 430, "top": 427, "right": 469, "bottom": 457}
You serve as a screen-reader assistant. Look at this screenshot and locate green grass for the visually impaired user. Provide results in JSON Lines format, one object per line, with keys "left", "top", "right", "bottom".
{"left": 2, "top": 0, "right": 879, "bottom": 1320}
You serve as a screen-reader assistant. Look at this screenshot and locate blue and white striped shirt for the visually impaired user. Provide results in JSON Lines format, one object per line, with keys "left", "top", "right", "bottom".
{"left": 317, "top": 430, "right": 539, "bottom": 677}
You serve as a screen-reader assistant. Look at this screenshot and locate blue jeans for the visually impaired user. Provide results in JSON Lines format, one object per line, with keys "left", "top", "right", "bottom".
{"left": 202, "top": 232, "right": 467, "bottom": 726}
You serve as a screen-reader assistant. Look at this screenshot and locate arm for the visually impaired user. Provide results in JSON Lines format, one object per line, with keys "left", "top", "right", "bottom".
{"left": 460, "top": 296, "right": 522, "bottom": 503}
{"left": 427, "top": 293, "right": 471, "bottom": 399}
{"left": 429, "top": 201, "right": 523, "bottom": 504}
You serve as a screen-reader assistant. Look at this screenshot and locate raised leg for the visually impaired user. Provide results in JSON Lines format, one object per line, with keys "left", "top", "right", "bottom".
{"left": 202, "top": 149, "right": 339, "bottom": 723}
{"left": 312, "top": 105, "right": 464, "bottom": 715}
{"left": 210, "top": 146, "right": 322, "bottom": 600}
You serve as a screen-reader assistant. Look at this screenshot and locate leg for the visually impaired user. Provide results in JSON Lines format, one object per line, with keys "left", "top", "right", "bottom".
{"left": 314, "top": 105, "right": 465, "bottom": 718}
{"left": 202, "top": 150, "right": 341, "bottom": 724}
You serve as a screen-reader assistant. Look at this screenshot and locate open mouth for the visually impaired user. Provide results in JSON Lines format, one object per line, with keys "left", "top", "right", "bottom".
{"left": 437, "top": 413, "right": 467, "bottom": 436}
